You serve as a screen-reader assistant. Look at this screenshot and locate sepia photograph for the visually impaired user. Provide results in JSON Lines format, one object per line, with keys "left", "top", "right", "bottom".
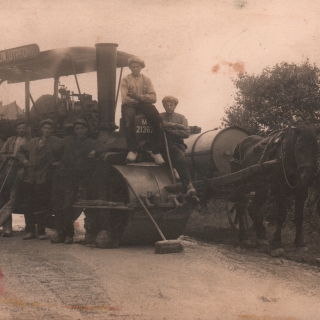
{"left": 1, "top": 1, "right": 320, "bottom": 319}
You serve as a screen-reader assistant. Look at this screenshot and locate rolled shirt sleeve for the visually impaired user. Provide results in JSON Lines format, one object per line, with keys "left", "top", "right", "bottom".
{"left": 139, "top": 76, "right": 156, "bottom": 104}
{"left": 121, "top": 74, "right": 156, "bottom": 105}
{"left": 121, "top": 77, "right": 138, "bottom": 105}
{"left": 161, "top": 113, "right": 190, "bottom": 139}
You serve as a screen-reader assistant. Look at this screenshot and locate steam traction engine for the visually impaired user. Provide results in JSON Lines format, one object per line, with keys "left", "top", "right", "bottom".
{"left": 0, "top": 43, "right": 248, "bottom": 247}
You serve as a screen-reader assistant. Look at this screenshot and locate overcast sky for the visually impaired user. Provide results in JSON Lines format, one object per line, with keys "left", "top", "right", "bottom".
{"left": 1, "top": 0, "right": 320, "bottom": 131}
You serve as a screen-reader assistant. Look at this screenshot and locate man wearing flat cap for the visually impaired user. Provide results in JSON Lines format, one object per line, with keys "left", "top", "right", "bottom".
{"left": 50, "top": 119, "right": 107, "bottom": 244}
{"left": 0, "top": 118, "right": 30, "bottom": 237}
{"left": 120, "top": 56, "right": 165, "bottom": 165}
{"left": 16, "top": 119, "right": 61, "bottom": 240}
{"left": 160, "top": 96, "right": 196, "bottom": 197}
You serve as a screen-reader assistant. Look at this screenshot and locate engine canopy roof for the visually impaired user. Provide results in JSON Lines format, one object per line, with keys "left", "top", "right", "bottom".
{"left": 0, "top": 44, "right": 133, "bottom": 84}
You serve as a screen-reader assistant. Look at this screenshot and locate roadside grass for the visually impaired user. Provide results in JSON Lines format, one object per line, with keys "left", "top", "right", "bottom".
{"left": 184, "top": 198, "right": 320, "bottom": 266}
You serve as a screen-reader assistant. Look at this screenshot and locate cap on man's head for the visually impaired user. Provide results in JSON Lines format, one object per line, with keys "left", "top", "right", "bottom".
{"left": 128, "top": 56, "right": 145, "bottom": 69}
{"left": 39, "top": 119, "right": 54, "bottom": 128}
{"left": 14, "top": 118, "right": 27, "bottom": 128}
{"left": 162, "top": 96, "right": 179, "bottom": 106}
{"left": 73, "top": 118, "right": 88, "bottom": 128}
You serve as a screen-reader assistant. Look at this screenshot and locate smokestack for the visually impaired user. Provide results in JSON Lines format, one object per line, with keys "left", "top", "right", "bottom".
{"left": 95, "top": 43, "right": 118, "bottom": 142}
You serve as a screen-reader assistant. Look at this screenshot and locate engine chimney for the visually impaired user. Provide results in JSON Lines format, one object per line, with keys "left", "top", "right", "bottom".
{"left": 95, "top": 43, "right": 118, "bottom": 142}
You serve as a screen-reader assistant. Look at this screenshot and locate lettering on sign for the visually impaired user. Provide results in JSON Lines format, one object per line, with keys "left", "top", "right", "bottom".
{"left": 0, "top": 44, "right": 40, "bottom": 64}
{"left": 136, "top": 125, "right": 153, "bottom": 134}
{"left": 136, "top": 118, "right": 153, "bottom": 134}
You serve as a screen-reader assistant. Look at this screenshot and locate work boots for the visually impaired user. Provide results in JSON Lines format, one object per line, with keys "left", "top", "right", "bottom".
{"left": 126, "top": 151, "right": 138, "bottom": 164}
{"left": 151, "top": 152, "right": 165, "bottom": 166}
{"left": 23, "top": 233, "right": 36, "bottom": 240}
{"left": 2, "top": 215, "right": 13, "bottom": 237}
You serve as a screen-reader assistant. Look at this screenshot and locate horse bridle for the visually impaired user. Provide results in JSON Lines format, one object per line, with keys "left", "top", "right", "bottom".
{"left": 280, "top": 139, "right": 316, "bottom": 189}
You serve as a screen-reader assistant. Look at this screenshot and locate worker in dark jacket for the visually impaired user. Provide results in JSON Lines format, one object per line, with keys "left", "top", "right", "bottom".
{"left": 0, "top": 119, "right": 30, "bottom": 237}
{"left": 50, "top": 119, "right": 106, "bottom": 244}
{"left": 160, "top": 96, "right": 196, "bottom": 197}
{"left": 16, "top": 119, "right": 61, "bottom": 240}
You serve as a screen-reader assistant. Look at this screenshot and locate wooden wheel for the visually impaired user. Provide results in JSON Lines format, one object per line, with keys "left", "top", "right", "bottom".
{"left": 227, "top": 192, "right": 255, "bottom": 231}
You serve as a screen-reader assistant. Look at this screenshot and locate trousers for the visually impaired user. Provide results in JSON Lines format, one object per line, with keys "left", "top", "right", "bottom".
{"left": 162, "top": 143, "right": 192, "bottom": 190}
{"left": 18, "top": 179, "right": 50, "bottom": 235}
{"left": 0, "top": 183, "right": 20, "bottom": 227}
{"left": 52, "top": 173, "right": 76, "bottom": 238}
{"left": 0, "top": 159, "right": 22, "bottom": 226}
{"left": 121, "top": 103, "right": 163, "bottom": 154}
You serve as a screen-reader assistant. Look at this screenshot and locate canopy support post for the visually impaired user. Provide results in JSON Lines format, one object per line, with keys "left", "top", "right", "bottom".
{"left": 53, "top": 76, "right": 59, "bottom": 114}
{"left": 25, "top": 75, "right": 30, "bottom": 124}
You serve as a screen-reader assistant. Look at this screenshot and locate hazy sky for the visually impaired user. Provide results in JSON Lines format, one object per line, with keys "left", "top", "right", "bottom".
{"left": 1, "top": 0, "right": 320, "bottom": 131}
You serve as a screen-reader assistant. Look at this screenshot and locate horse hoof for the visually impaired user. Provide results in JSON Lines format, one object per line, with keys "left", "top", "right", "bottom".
{"left": 256, "top": 239, "right": 269, "bottom": 247}
{"left": 271, "top": 248, "right": 284, "bottom": 257}
{"left": 297, "top": 246, "right": 308, "bottom": 253}
{"left": 240, "top": 240, "right": 251, "bottom": 248}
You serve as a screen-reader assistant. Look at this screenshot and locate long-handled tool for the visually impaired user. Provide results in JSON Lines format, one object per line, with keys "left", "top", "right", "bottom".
{"left": 115, "top": 63, "right": 124, "bottom": 113}
{"left": 0, "top": 160, "right": 15, "bottom": 228}
{"left": 0, "top": 159, "right": 15, "bottom": 194}
{"left": 124, "top": 177, "right": 183, "bottom": 254}
{"left": 0, "top": 157, "right": 9, "bottom": 173}
{"left": 163, "top": 132, "right": 176, "bottom": 185}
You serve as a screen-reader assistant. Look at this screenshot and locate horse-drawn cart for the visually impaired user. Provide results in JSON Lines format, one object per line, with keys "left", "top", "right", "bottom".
{"left": 165, "top": 125, "right": 319, "bottom": 256}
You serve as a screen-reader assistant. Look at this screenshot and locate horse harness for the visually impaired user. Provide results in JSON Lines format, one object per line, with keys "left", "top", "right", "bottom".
{"left": 233, "top": 127, "right": 316, "bottom": 188}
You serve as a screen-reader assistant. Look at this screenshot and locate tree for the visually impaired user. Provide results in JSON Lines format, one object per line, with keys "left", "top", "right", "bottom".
{"left": 222, "top": 61, "right": 320, "bottom": 135}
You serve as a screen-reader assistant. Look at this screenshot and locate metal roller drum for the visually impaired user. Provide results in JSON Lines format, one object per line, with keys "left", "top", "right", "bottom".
{"left": 108, "top": 165, "right": 192, "bottom": 245}
{"left": 112, "top": 165, "right": 172, "bottom": 204}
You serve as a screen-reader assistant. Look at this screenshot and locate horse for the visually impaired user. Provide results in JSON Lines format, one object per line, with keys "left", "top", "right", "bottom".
{"left": 230, "top": 125, "right": 318, "bottom": 257}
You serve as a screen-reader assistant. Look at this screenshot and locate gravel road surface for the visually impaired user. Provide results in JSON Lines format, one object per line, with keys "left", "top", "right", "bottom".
{"left": 0, "top": 215, "right": 320, "bottom": 320}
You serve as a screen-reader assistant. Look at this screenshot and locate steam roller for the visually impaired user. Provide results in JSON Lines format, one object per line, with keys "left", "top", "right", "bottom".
{"left": 0, "top": 41, "right": 250, "bottom": 247}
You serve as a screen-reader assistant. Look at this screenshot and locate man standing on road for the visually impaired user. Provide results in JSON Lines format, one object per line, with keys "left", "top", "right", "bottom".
{"left": 0, "top": 119, "right": 30, "bottom": 237}
{"left": 16, "top": 119, "right": 61, "bottom": 240}
{"left": 160, "top": 96, "right": 196, "bottom": 197}
{"left": 121, "top": 56, "right": 165, "bottom": 165}
{"left": 50, "top": 119, "right": 106, "bottom": 244}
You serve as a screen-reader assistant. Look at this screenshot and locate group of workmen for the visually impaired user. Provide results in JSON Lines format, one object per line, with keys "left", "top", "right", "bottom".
{"left": 0, "top": 55, "right": 196, "bottom": 246}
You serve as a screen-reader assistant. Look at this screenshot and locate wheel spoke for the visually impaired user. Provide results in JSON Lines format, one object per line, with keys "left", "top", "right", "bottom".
{"left": 229, "top": 203, "right": 236, "bottom": 213}
{"left": 234, "top": 212, "right": 240, "bottom": 225}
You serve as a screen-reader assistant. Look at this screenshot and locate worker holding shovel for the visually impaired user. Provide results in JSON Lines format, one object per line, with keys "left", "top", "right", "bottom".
{"left": 0, "top": 119, "right": 30, "bottom": 237}
{"left": 160, "top": 96, "right": 196, "bottom": 197}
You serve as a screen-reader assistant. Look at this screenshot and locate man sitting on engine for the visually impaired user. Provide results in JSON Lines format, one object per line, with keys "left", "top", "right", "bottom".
{"left": 160, "top": 96, "right": 196, "bottom": 197}
{"left": 121, "top": 56, "right": 165, "bottom": 165}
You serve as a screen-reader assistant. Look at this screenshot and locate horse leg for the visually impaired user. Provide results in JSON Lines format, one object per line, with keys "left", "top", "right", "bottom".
{"left": 247, "top": 187, "right": 268, "bottom": 247}
{"left": 294, "top": 188, "right": 308, "bottom": 252}
{"left": 236, "top": 198, "right": 251, "bottom": 246}
{"left": 271, "top": 188, "right": 286, "bottom": 257}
